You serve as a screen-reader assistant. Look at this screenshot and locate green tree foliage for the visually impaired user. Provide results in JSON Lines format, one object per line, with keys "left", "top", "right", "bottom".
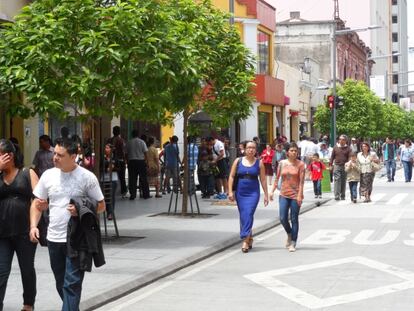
{"left": 314, "top": 79, "right": 414, "bottom": 140}
{"left": 0, "top": 0, "right": 254, "bottom": 124}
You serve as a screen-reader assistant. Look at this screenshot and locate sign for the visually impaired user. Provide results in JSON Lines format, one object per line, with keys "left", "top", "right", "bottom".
{"left": 369, "top": 75, "right": 385, "bottom": 99}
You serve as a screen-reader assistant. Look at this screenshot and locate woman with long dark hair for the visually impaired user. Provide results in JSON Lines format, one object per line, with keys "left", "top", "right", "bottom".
{"left": 0, "top": 139, "right": 38, "bottom": 311}
{"left": 270, "top": 143, "right": 305, "bottom": 252}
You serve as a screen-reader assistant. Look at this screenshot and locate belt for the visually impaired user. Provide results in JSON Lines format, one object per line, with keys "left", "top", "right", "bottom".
{"left": 238, "top": 174, "right": 258, "bottom": 180}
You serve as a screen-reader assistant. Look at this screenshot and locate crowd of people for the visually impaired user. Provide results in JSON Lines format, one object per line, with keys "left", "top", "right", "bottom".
{"left": 3, "top": 127, "right": 414, "bottom": 310}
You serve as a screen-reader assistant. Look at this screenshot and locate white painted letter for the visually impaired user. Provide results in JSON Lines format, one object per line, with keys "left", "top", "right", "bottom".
{"left": 403, "top": 233, "right": 414, "bottom": 246}
{"left": 301, "top": 230, "right": 351, "bottom": 245}
{"left": 353, "top": 230, "right": 400, "bottom": 245}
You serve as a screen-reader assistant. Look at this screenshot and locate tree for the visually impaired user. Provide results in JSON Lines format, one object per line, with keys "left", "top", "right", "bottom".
{"left": 0, "top": 0, "right": 255, "bottom": 214}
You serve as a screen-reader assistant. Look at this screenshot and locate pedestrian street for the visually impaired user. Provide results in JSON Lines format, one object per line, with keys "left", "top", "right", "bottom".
{"left": 97, "top": 168, "right": 414, "bottom": 311}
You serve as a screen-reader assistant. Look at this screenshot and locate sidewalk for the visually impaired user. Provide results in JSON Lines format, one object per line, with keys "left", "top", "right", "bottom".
{"left": 4, "top": 182, "right": 328, "bottom": 311}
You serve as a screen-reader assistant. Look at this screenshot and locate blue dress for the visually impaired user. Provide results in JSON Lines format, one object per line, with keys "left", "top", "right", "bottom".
{"left": 235, "top": 159, "right": 260, "bottom": 239}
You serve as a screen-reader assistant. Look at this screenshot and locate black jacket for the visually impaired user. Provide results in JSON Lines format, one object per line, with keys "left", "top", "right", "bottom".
{"left": 67, "top": 197, "right": 105, "bottom": 272}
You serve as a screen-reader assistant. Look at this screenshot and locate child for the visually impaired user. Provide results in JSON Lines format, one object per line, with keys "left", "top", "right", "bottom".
{"left": 308, "top": 153, "right": 326, "bottom": 199}
{"left": 198, "top": 151, "right": 214, "bottom": 198}
{"left": 345, "top": 152, "right": 360, "bottom": 203}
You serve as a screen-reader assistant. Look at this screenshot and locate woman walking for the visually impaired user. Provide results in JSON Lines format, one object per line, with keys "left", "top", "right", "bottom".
{"left": 357, "top": 142, "right": 380, "bottom": 202}
{"left": 398, "top": 139, "right": 414, "bottom": 182}
{"left": 101, "top": 142, "right": 118, "bottom": 220}
{"left": 228, "top": 141, "right": 268, "bottom": 253}
{"left": 0, "top": 139, "right": 38, "bottom": 311}
{"left": 260, "top": 144, "right": 275, "bottom": 185}
{"left": 270, "top": 143, "right": 305, "bottom": 252}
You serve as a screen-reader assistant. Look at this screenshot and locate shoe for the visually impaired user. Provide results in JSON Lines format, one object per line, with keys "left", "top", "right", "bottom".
{"left": 353, "top": 199, "right": 357, "bottom": 203}
{"left": 286, "top": 234, "right": 292, "bottom": 248}
{"left": 288, "top": 243, "right": 296, "bottom": 252}
{"left": 335, "top": 197, "right": 340, "bottom": 201}
{"left": 129, "top": 197, "right": 136, "bottom": 201}
{"left": 214, "top": 194, "right": 221, "bottom": 200}
{"left": 121, "top": 192, "right": 128, "bottom": 198}
{"left": 248, "top": 237, "right": 253, "bottom": 250}
{"left": 220, "top": 193, "right": 228, "bottom": 200}
{"left": 155, "top": 194, "right": 162, "bottom": 198}
{"left": 107, "top": 214, "right": 113, "bottom": 220}
{"left": 241, "top": 238, "right": 250, "bottom": 253}
{"left": 315, "top": 195, "right": 318, "bottom": 199}
{"left": 340, "top": 198, "right": 345, "bottom": 200}
{"left": 318, "top": 195, "right": 322, "bottom": 199}
{"left": 162, "top": 191, "right": 166, "bottom": 195}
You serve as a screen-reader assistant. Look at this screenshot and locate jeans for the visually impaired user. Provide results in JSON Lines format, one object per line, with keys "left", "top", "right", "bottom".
{"left": 313, "top": 180, "right": 321, "bottom": 196}
{"left": 384, "top": 159, "right": 396, "bottom": 181}
{"left": 0, "top": 234, "right": 37, "bottom": 310}
{"left": 48, "top": 241, "right": 85, "bottom": 311}
{"left": 199, "top": 174, "right": 214, "bottom": 196}
{"left": 279, "top": 196, "right": 300, "bottom": 242}
{"left": 349, "top": 181, "right": 358, "bottom": 200}
{"left": 333, "top": 165, "right": 347, "bottom": 199}
{"left": 402, "top": 160, "right": 412, "bottom": 182}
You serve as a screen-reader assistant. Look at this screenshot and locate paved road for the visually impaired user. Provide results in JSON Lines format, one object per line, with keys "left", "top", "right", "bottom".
{"left": 97, "top": 168, "right": 414, "bottom": 311}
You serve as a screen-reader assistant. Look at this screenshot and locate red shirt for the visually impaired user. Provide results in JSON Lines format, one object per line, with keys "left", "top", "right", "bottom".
{"left": 308, "top": 160, "right": 326, "bottom": 181}
{"left": 261, "top": 149, "right": 274, "bottom": 164}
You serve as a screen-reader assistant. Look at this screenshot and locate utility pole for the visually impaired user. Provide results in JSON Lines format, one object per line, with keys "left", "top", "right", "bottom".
{"left": 229, "top": 0, "right": 234, "bottom": 25}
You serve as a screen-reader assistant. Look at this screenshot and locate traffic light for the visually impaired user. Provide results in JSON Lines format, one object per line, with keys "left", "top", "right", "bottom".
{"left": 327, "top": 95, "right": 335, "bottom": 109}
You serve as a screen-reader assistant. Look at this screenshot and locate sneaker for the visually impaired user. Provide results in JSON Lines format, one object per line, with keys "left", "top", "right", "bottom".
{"left": 319, "top": 195, "right": 322, "bottom": 199}
{"left": 288, "top": 243, "right": 296, "bottom": 252}
{"left": 219, "top": 193, "right": 227, "bottom": 200}
{"left": 335, "top": 197, "right": 340, "bottom": 201}
{"left": 314, "top": 195, "right": 318, "bottom": 199}
{"left": 214, "top": 194, "right": 221, "bottom": 200}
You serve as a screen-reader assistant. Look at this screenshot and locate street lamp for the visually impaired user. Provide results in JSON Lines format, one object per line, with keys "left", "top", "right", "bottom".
{"left": 330, "top": 24, "right": 381, "bottom": 147}
{"left": 229, "top": 0, "right": 234, "bottom": 25}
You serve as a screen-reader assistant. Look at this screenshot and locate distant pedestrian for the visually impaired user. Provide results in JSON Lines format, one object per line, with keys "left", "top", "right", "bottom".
{"left": 329, "top": 135, "right": 351, "bottom": 200}
{"left": 32, "top": 134, "right": 54, "bottom": 177}
{"left": 0, "top": 140, "right": 38, "bottom": 311}
{"left": 207, "top": 137, "right": 229, "bottom": 199}
{"left": 101, "top": 142, "right": 117, "bottom": 220}
{"left": 382, "top": 137, "right": 397, "bottom": 182}
{"left": 357, "top": 142, "right": 380, "bottom": 202}
{"left": 164, "top": 135, "right": 181, "bottom": 194}
{"left": 126, "top": 130, "right": 150, "bottom": 200}
{"left": 398, "top": 139, "right": 414, "bottom": 182}
{"left": 260, "top": 144, "right": 275, "bottom": 185}
{"left": 270, "top": 143, "right": 305, "bottom": 252}
{"left": 187, "top": 136, "right": 199, "bottom": 194}
{"left": 228, "top": 141, "right": 268, "bottom": 253}
{"left": 271, "top": 143, "right": 286, "bottom": 178}
{"left": 146, "top": 137, "right": 161, "bottom": 198}
{"left": 111, "top": 126, "right": 127, "bottom": 197}
{"left": 308, "top": 153, "right": 326, "bottom": 199}
{"left": 198, "top": 152, "right": 214, "bottom": 199}
{"left": 350, "top": 138, "right": 359, "bottom": 153}
{"left": 30, "top": 138, "right": 105, "bottom": 311}
{"left": 345, "top": 152, "right": 360, "bottom": 203}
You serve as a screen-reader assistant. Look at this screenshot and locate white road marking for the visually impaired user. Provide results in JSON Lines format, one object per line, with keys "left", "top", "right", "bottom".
{"left": 385, "top": 193, "right": 408, "bottom": 205}
{"left": 98, "top": 228, "right": 285, "bottom": 310}
{"left": 381, "top": 209, "right": 407, "bottom": 223}
{"left": 244, "top": 256, "right": 414, "bottom": 309}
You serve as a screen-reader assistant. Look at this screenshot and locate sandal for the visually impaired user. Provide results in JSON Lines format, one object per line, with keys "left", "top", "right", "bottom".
{"left": 241, "top": 238, "right": 250, "bottom": 253}
{"left": 248, "top": 237, "right": 253, "bottom": 250}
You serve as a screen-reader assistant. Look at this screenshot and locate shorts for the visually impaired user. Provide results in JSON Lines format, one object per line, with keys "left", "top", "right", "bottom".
{"left": 216, "top": 159, "right": 229, "bottom": 179}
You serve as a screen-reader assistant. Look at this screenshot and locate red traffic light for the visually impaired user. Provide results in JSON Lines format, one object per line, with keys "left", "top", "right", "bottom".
{"left": 327, "top": 95, "right": 335, "bottom": 109}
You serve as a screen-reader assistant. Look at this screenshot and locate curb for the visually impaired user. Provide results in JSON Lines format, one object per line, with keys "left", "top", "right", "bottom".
{"left": 82, "top": 198, "right": 331, "bottom": 310}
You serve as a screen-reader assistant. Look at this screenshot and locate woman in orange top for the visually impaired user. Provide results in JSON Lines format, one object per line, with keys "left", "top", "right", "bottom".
{"left": 270, "top": 142, "right": 305, "bottom": 252}
{"left": 260, "top": 144, "right": 275, "bottom": 185}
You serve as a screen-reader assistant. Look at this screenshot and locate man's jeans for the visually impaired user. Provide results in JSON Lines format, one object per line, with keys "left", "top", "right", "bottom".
{"left": 313, "top": 180, "right": 321, "bottom": 196}
{"left": 384, "top": 159, "right": 396, "bottom": 181}
{"left": 279, "top": 196, "right": 300, "bottom": 242}
{"left": 402, "top": 160, "right": 413, "bottom": 182}
{"left": 349, "top": 181, "right": 358, "bottom": 200}
{"left": 333, "top": 165, "right": 347, "bottom": 199}
{"left": 48, "top": 241, "right": 85, "bottom": 311}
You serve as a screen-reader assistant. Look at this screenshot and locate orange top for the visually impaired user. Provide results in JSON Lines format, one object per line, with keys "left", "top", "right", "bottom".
{"left": 277, "top": 159, "right": 305, "bottom": 200}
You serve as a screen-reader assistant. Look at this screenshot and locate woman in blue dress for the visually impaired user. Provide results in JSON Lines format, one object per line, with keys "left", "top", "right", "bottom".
{"left": 228, "top": 141, "right": 268, "bottom": 253}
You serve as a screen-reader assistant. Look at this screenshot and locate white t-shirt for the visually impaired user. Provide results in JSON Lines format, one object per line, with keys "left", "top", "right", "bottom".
{"left": 213, "top": 140, "right": 226, "bottom": 159}
{"left": 33, "top": 166, "right": 104, "bottom": 243}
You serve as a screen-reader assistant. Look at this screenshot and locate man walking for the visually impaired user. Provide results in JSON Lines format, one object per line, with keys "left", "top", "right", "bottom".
{"left": 111, "top": 126, "right": 127, "bottom": 196}
{"left": 29, "top": 138, "right": 105, "bottom": 311}
{"left": 126, "top": 129, "right": 150, "bottom": 200}
{"left": 382, "top": 137, "right": 397, "bottom": 182}
{"left": 32, "top": 134, "right": 54, "bottom": 177}
{"left": 329, "top": 135, "right": 351, "bottom": 200}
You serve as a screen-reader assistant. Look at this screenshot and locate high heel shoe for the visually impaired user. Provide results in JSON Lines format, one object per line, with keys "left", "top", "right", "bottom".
{"left": 248, "top": 237, "right": 253, "bottom": 250}
{"left": 241, "top": 238, "right": 250, "bottom": 253}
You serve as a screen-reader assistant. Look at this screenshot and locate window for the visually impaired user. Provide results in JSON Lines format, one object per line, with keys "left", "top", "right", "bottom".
{"left": 392, "top": 0, "right": 397, "bottom": 5}
{"left": 257, "top": 31, "right": 270, "bottom": 75}
{"left": 392, "top": 33, "right": 398, "bottom": 42}
{"left": 393, "top": 54, "right": 399, "bottom": 63}
{"left": 392, "top": 15, "right": 398, "bottom": 23}
{"left": 393, "top": 74, "right": 398, "bottom": 84}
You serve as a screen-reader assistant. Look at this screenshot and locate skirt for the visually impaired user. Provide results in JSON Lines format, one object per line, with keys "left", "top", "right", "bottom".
{"left": 360, "top": 172, "right": 374, "bottom": 195}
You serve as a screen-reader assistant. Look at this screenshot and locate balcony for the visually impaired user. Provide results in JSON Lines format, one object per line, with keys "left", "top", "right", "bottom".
{"left": 254, "top": 74, "right": 284, "bottom": 106}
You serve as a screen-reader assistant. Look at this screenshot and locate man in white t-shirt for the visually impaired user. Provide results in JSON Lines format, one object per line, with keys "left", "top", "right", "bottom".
{"left": 29, "top": 138, "right": 105, "bottom": 310}
{"left": 207, "top": 136, "right": 229, "bottom": 199}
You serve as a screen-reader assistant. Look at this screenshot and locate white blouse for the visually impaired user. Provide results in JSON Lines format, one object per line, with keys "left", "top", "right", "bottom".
{"left": 357, "top": 151, "right": 377, "bottom": 174}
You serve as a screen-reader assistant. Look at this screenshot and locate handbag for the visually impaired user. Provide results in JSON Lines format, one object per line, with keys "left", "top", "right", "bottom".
{"left": 371, "top": 161, "right": 381, "bottom": 172}
{"left": 232, "top": 158, "right": 241, "bottom": 191}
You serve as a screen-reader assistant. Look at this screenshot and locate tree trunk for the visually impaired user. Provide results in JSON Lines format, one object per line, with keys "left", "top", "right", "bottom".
{"left": 181, "top": 108, "right": 189, "bottom": 215}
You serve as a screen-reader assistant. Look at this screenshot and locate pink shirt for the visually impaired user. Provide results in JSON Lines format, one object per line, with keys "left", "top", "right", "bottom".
{"left": 277, "top": 160, "right": 305, "bottom": 200}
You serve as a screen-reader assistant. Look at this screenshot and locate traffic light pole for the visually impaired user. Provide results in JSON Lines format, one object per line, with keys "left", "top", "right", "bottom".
{"left": 330, "top": 30, "right": 337, "bottom": 148}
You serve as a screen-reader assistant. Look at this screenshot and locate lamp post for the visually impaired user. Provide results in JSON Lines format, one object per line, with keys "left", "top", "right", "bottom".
{"left": 229, "top": 0, "right": 234, "bottom": 25}
{"left": 330, "top": 25, "right": 381, "bottom": 147}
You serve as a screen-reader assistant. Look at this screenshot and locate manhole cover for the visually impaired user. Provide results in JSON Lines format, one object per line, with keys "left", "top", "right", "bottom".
{"left": 101, "top": 236, "right": 145, "bottom": 245}
{"left": 148, "top": 212, "right": 218, "bottom": 218}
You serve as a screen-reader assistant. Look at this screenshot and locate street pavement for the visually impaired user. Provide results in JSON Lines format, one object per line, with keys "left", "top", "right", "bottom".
{"left": 4, "top": 177, "right": 324, "bottom": 311}
{"left": 94, "top": 168, "right": 414, "bottom": 311}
